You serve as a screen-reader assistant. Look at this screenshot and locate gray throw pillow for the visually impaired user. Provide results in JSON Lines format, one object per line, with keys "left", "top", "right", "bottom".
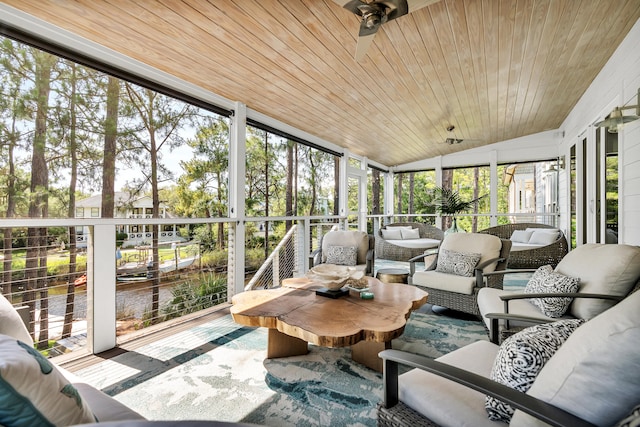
{"left": 435, "top": 249, "right": 481, "bottom": 277}
{"left": 485, "top": 319, "right": 585, "bottom": 422}
{"left": 325, "top": 245, "right": 358, "bottom": 266}
{"left": 524, "top": 265, "right": 580, "bottom": 317}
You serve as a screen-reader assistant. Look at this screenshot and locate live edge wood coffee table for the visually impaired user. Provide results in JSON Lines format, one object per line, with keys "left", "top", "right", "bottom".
{"left": 230, "top": 276, "right": 428, "bottom": 372}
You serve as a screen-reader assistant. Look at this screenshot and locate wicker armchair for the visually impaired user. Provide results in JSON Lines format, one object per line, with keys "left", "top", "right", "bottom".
{"left": 478, "top": 243, "right": 640, "bottom": 343}
{"left": 309, "top": 230, "right": 375, "bottom": 275}
{"left": 375, "top": 222, "right": 444, "bottom": 261}
{"left": 478, "top": 223, "right": 568, "bottom": 269}
{"left": 408, "top": 233, "right": 512, "bottom": 316}
{"left": 378, "top": 288, "right": 640, "bottom": 427}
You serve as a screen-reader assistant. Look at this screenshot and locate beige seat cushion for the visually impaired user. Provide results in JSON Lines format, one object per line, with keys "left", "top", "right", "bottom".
{"left": 413, "top": 270, "right": 478, "bottom": 295}
{"left": 321, "top": 231, "right": 368, "bottom": 265}
{"left": 398, "top": 340, "right": 502, "bottom": 427}
{"left": 476, "top": 287, "right": 572, "bottom": 330}
{"left": 440, "top": 233, "right": 502, "bottom": 274}
{"left": 511, "top": 289, "right": 640, "bottom": 426}
{"left": 556, "top": 244, "right": 640, "bottom": 319}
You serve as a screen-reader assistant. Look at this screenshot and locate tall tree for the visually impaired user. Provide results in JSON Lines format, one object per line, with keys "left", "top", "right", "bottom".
{"left": 0, "top": 43, "right": 29, "bottom": 295}
{"left": 408, "top": 172, "right": 415, "bottom": 214}
{"left": 396, "top": 173, "right": 404, "bottom": 214}
{"left": 25, "top": 50, "right": 56, "bottom": 348}
{"left": 124, "top": 83, "right": 193, "bottom": 322}
{"left": 61, "top": 62, "right": 80, "bottom": 338}
{"left": 371, "top": 169, "right": 380, "bottom": 215}
{"left": 177, "top": 117, "right": 229, "bottom": 249}
{"left": 101, "top": 76, "right": 120, "bottom": 218}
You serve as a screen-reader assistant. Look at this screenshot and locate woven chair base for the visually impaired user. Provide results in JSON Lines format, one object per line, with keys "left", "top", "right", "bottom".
{"left": 414, "top": 286, "right": 481, "bottom": 316}
{"left": 414, "top": 273, "right": 504, "bottom": 317}
{"left": 377, "top": 402, "right": 440, "bottom": 427}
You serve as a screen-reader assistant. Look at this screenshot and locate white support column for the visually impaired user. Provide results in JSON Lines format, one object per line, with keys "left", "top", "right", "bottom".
{"left": 339, "top": 151, "right": 348, "bottom": 218}
{"left": 228, "top": 102, "right": 247, "bottom": 297}
{"left": 435, "top": 157, "right": 443, "bottom": 229}
{"left": 358, "top": 157, "right": 368, "bottom": 232}
{"left": 87, "top": 224, "right": 117, "bottom": 354}
{"left": 490, "top": 151, "right": 498, "bottom": 227}
{"left": 302, "top": 219, "right": 311, "bottom": 273}
{"left": 384, "top": 170, "right": 394, "bottom": 222}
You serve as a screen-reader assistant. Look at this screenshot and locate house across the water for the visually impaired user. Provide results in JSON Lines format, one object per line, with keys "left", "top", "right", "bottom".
{"left": 75, "top": 192, "right": 186, "bottom": 248}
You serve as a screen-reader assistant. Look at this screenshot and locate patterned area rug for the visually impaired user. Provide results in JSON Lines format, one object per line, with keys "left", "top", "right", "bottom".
{"left": 73, "top": 306, "right": 490, "bottom": 426}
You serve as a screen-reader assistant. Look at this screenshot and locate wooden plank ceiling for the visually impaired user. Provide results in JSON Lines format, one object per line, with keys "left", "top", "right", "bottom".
{"left": 3, "top": 0, "right": 640, "bottom": 167}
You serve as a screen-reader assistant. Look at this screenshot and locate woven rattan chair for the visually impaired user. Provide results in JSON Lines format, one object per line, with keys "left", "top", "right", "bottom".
{"left": 478, "top": 223, "right": 568, "bottom": 269}
{"left": 375, "top": 222, "right": 444, "bottom": 261}
{"left": 408, "top": 233, "right": 511, "bottom": 316}
{"left": 309, "top": 230, "right": 375, "bottom": 275}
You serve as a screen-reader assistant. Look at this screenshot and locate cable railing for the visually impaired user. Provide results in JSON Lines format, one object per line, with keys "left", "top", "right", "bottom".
{"left": 0, "top": 215, "right": 349, "bottom": 358}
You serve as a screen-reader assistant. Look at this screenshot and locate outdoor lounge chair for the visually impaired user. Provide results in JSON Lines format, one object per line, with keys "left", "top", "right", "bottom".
{"left": 477, "top": 243, "right": 640, "bottom": 343}
{"left": 407, "top": 233, "right": 511, "bottom": 316}
{"left": 375, "top": 222, "right": 444, "bottom": 261}
{"left": 478, "top": 223, "right": 568, "bottom": 269}
{"left": 378, "top": 288, "right": 640, "bottom": 427}
{"left": 309, "top": 230, "right": 375, "bottom": 275}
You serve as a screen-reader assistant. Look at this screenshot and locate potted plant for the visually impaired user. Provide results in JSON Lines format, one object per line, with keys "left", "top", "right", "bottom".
{"left": 433, "top": 186, "right": 485, "bottom": 233}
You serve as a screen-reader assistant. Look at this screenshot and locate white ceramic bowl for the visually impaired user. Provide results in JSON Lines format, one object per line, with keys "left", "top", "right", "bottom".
{"left": 306, "top": 264, "right": 364, "bottom": 290}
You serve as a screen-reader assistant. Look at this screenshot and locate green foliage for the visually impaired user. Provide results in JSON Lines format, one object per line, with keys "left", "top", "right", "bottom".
{"left": 200, "top": 249, "right": 228, "bottom": 270}
{"left": 116, "top": 232, "right": 128, "bottom": 246}
{"left": 161, "top": 273, "right": 227, "bottom": 320}
{"left": 433, "top": 186, "right": 486, "bottom": 217}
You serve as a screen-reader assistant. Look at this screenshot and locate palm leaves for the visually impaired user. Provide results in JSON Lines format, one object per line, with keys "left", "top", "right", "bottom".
{"left": 433, "top": 186, "right": 485, "bottom": 217}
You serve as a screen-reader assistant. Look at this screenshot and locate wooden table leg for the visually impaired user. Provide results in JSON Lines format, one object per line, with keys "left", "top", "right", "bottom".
{"left": 351, "top": 340, "right": 391, "bottom": 372}
{"left": 267, "top": 328, "right": 309, "bottom": 358}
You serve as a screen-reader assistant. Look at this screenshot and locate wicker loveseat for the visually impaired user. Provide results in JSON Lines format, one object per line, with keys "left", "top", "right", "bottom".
{"left": 478, "top": 223, "right": 568, "bottom": 269}
{"left": 375, "top": 222, "right": 444, "bottom": 261}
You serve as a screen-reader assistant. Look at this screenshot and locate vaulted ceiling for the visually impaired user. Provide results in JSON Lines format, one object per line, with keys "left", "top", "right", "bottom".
{"left": 2, "top": 0, "right": 640, "bottom": 167}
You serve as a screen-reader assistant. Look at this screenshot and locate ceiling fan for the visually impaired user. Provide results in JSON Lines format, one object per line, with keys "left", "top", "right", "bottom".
{"left": 444, "top": 125, "right": 463, "bottom": 144}
{"left": 334, "top": 0, "right": 439, "bottom": 61}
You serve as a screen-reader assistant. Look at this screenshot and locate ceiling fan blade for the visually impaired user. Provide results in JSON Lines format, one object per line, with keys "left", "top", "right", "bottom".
{"left": 355, "top": 32, "right": 377, "bottom": 61}
{"left": 335, "top": 0, "right": 437, "bottom": 60}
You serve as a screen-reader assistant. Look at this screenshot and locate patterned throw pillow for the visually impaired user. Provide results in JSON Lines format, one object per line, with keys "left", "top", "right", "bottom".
{"left": 485, "top": 319, "right": 585, "bottom": 422}
{"left": 435, "top": 249, "right": 481, "bottom": 277}
{"left": 615, "top": 404, "right": 640, "bottom": 427}
{"left": 0, "top": 334, "right": 96, "bottom": 427}
{"left": 325, "top": 245, "right": 358, "bottom": 266}
{"left": 524, "top": 265, "right": 580, "bottom": 317}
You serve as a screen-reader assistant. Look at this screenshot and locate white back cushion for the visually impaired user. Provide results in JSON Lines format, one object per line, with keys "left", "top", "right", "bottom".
{"left": 556, "top": 244, "right": 640, "bottom": 319}
{"left": 0, "top": 294, "right": 33, "bottom": 347}
{"left": 511, "top": 289, "right": 640, "bottom": 426}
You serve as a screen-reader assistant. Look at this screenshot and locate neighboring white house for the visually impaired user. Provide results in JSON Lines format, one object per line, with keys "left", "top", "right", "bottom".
{"left": 75, "top": 192, "right": 186, "bottom": 248}
{"left": 502, "top": 160, "right": 559, "bottom": 226}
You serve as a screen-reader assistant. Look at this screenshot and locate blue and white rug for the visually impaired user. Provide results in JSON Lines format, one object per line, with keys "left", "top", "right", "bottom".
{"left": 73, "top": 305, "right": 490, "bottom": 426}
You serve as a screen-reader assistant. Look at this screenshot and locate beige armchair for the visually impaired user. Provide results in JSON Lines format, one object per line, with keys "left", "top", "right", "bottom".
{"left": 478, "top": 243, "right": 640, "bottom": 343}
{"left": 408, "top": 233, "right": 511, "bottom": 316}
{"left": 378, "top": 289, "right": 640, "bottom": 427}
{"left": 309, "top": 230, "right": 375, "bottom": 276}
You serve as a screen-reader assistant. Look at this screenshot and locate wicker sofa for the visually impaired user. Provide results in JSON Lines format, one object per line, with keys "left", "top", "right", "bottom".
{"left": 478, "top": 222, "right": 568, "bottom": 269}
{"left": 375, "top": 222, "right": 444, "bottom": 261}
